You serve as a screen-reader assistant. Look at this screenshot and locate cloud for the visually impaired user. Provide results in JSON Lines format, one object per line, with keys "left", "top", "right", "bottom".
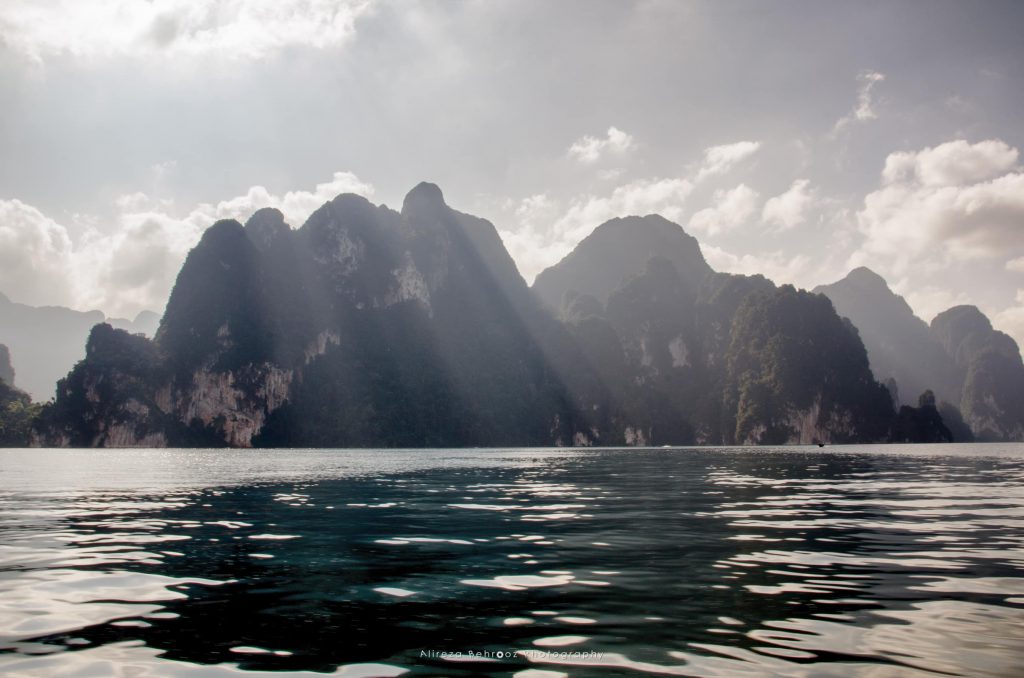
{"left": 567, "top": 126, "right": 636, "bottom": 164}
{"left": 0, "top": 0, "right": 373, "bottom": 62}
{"left": 208, "top": 171, "right": 374, "bottom": 227}
{"left": 497, "top": 194, "right": 571, "bottom": 284}
{"left": 994, "top": 290, "right": 1024, "bottom": 352}
{"left": 0, "top": 199, "right": 75, "bottom": 308}
{"left": 696, "top": 141, "right": 761, "bottom": 181}
{"left": 881, "top": 139, "right": 1018, "bottom": 187}
{"left": 833, "top": 70, "right": 885, "bottom": 133}
{"left": 702, "top": 244, "right": 815, "bottom": 288}
{"left": 498, "top": 177, "right": 694, "bottom": 283}
{"left": 0, "top": 170, "right": 374, "bottom": 318}
{"left": 688, "top": 184, "right": 759, "bottom": 237}
{"left": 762, "top": 179, "right": 813, "bottom": 231}
{"left": 1007, "top": 257, "right": 1024, "bottom": 273}
{"left": 898, "top": 284, "right": 972, "bottom": 325}
{"left": 855, "top": 139, "right": 1024, "bottom": 275}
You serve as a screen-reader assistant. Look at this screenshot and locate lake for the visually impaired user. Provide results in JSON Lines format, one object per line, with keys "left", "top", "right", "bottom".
{"left": 1, "top": 445, "right": 1023, "bottom": 677}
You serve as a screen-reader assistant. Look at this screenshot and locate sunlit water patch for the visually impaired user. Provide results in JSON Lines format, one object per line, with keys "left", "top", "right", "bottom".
{"left": 1, "top": 445, "right": 1023, "bottom": 676}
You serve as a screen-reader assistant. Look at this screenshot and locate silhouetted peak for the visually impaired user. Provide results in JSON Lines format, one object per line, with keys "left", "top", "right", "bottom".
{"left": 533, "top": 212, "right": 712, "bottom": 310}
{"left": 844, "top": 266, "right": 890, "bottom": 290}
{"left": 603, "top": 213, "right": 686, "bottom": 233}
{"left": 402, "top": 182, "right": 447, "bottom": 216}
{"left": 932, "top": 305, "right": 992, "bottom": 334}
{"left": 299, "top": 193, "right": 381, "bottom": 235}
{"left": 198, "top": 219, "right": 247, "bottom": 247}
{"left": 244, "top": 208, "right": 290, "bottom": 250}
{"left": 246, "top": 207, "right": 285, "bottom": 227}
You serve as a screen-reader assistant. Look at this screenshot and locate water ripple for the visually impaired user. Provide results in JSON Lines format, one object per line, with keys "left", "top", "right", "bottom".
{"left": 0, "top": 445, "right": 1022, "bottom": 676}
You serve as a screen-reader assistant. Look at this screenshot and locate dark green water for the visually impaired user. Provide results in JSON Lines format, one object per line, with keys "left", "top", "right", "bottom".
{"left": 1, "top": 446, "right": 1023, "bottom": 677}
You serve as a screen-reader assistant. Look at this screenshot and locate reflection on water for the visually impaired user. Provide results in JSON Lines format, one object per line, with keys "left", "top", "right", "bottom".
{"left": 1, "top": 445, "right": 1023, "bottom": 677}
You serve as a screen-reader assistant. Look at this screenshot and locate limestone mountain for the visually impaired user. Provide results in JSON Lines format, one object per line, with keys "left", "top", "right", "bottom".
{"left": 813, "top": 268, "right": 960, "bottom": 406}
{"left": 34, "top": 184, "right": 604, "bottom": 448}
{"left": 815, "top": 268, "right": 1023, "bottom": 441}
{"left": 931, "top": 305, "right": 1024, "bottom": 441}
{"left": 33, "top": 186, "right": 956, "bottom": 447}
{"left": 0, "top": 292, "right": 158, "bottom": 401}
{"left": 532, "top": 214, "right": 712, "bottom": 312}
{"left": 549, "top": 227, "right": 895, "bottom": 445}
{"left": 722, "top": 285, "right": 893, "bottom": 444}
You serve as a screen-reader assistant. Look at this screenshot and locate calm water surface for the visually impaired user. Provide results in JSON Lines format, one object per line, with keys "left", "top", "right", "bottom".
{"left": 1, "top": 445, "right": 1023, "bottom": 677}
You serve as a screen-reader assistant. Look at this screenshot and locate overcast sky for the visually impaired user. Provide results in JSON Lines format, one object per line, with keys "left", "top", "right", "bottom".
{"left": 2, "top": 0, "right": 1023, "bottom": 347}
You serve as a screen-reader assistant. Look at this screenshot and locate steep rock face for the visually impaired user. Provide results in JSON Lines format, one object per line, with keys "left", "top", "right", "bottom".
{"left": 815, "top": 269, "right": 1024, "bottom": 441}
{"left": 34, "top": 184, "right": 597, "bottom": 448}
{"left": 532, "top": 215, "right": 712, "bottom": 312}
{"left": 723, "top": 286, "right": 893, "bottom": 444}
{"left": 34, "top": 188, "right": 940, "bottom": 448}
{"left": 0, "top": 344, "right": 13, "bottom": 387}
{"left": 33, "top": 324, "right": 173, "bottom": 447}
{"left": 554, "top": 242, "right": 895, "bottom": 445}
{"left": 931, "top": 306, "right": 1024, "bottom": 441}
{"left": 814, "top": 267, "right": 961, "bottom": 405}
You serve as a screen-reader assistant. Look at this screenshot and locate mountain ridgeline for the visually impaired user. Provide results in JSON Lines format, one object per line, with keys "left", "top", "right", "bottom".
{"left": 0, "top": 292, "right": 158, "bottom": 402}
{"left": 815, "top": 271, "right": 1024, "bottom": 442}
{"left": 30, "top": 183, "right": 1021, "bottom": 447}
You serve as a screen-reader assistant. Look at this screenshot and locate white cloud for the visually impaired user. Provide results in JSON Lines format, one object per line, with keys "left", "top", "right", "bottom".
{"left": 762, "top": 179, "right": 814, "bottom": 231}
{"left": 1007, "top": 257, "right": 1024, "bottom": 273}
{"left": 209, "top": 171, "right": 374, "bottom": 227}
{"left": 554, "top": 178, "right": 694, "bottom": 241}
{"left": 499, "top": 177, "right": 694, "bottom": 283}
{"left": 833, "top": 70, "right": 885, "bottom": 133}
{"left": 0, "top": 199, "right": 75, "bottom": 308}
{"left": 702, "top": 245, "right": 815, "bottom": 288}
{"left": 882, "top": 139, "right": 1018, "bottom": 187}
{"left": 568, "top": 126, "right": 636, "bottom": 164}
{"left": 498, "top": 194, "right": 571, "bottom": 284}
{"left": 994, "top": 290, "right": 1024, "bottom": 352}
{"left": 0, "top": 170, "right": 374, "bottom": 318}
{"left": 696, "top": 141, "right": 761, "bottom": 181}
{"left": 688, "top": 184, "right": 759, "bottom": 237}
{"left": 855, "top": 139, "right": 1024, "bottom": 276}
{"left": 898, "top": 284, "right": 972, "bottom": 325}
{"left": 0, "top": 0, "right": 373, "bottom": 62}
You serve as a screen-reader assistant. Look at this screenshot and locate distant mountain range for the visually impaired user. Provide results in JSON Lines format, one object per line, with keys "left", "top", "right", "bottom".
{"left": 0, "top": 293, "right": 158, "bottom": 401}
{"left": 814, "top": 271, "right": 1024, "bottom": 441}
{"left": 24, "top": 183, "right": 1024, "bottom": 447}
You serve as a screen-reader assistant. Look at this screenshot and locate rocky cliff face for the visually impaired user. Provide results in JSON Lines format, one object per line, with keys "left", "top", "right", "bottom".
{"left": 723, "top": 286, "right": 893, "bottom": 445}
{"left": 931, "top": 306, "right": 1024, "bottom": 441}
{"left": 816, "top": 268, "right": 1023, "bottom": 442}
{"left": 552, "top": 234, "right": 895, "bottom": 445}
{"left": 34, "top": 185, "right": 951, "bottom": 448}
{"left": 33, "top": 184, "right": 598, "bottom": 448}
{"left": 814, "top": 268, "right": 961, "bottom": 406}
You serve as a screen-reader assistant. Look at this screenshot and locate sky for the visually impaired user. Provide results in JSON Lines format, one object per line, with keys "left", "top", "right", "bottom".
{"left": 1, "top": 0, "right": 1023, "bottom": 346}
